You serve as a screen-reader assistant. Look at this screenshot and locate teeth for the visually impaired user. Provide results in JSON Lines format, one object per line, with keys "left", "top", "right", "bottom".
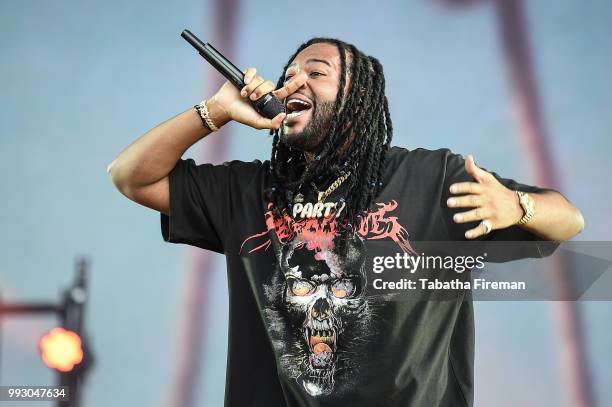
{"left": 287, "top": 98, "right": 310, "bottom": 106}
{"left": 286, "top": 110, "right": 306, "bottom": 119}
{"left": 285, "top": 98, "right": 312, "bottom": 118}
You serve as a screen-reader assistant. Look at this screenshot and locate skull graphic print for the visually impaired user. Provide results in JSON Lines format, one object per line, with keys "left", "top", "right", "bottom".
{"left": 241, "top": 201, "right": 415, "bottom": 397}
{"left": 271, "top": 235, "right": 370, "bottom": 396}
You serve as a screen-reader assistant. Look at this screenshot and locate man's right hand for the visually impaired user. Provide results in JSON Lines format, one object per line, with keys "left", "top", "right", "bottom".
{"left": 108, "top": 67, "right": 307, "bottom": 216}
{"left": 207, "top": 67, "right": 308, "bottom": 130}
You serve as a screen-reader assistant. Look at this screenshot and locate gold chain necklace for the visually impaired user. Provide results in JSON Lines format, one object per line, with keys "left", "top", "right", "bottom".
{"left": 316, "top": 170, "right": 351, "bottom": 203}
{"left": 293, "top": 171, "right": 352, "bottom": 204}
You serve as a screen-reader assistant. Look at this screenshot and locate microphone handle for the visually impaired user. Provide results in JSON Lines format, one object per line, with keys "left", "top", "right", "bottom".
{"left": 181, "top": 30, "right": 285, "bottom": 119}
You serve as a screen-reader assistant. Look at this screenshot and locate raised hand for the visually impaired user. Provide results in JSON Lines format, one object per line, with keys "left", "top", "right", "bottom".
{"left": 207, "top": 67, "right": 308, "bottom": 131}
{"left": 446, "top": 154, "right": 524, "bottom": 239}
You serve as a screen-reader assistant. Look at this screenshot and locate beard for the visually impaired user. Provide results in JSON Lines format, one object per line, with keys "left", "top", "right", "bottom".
{"left": 280, "top": 100, "right": 336, "bottom": 152}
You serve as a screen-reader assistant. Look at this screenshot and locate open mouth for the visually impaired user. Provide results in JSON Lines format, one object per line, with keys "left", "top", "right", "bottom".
{"left": 305, "top": 326, "right": 337, "bottom": 368}
{"left": 285, "top": 97, "right": 312, "bottom": 122}
{"left": 299, "top": 323, "right": 338, "bottom": 396}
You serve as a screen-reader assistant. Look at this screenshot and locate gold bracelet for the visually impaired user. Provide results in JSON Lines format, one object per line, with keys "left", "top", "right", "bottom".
{"left": 194, "top": 100, "right": 219, "bottom": 132}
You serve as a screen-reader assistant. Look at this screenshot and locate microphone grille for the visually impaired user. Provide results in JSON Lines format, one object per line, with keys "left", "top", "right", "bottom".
{"left": 254, "top": 94, "right": 286, "bottom": 119}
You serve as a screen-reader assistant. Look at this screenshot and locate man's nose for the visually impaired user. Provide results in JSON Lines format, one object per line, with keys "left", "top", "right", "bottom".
{"left": 292, "top": 72, "right": 309, "bottom": 90}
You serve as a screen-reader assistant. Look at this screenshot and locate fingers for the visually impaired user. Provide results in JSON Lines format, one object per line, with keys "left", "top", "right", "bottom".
{"left": 447, "top": 194, "right": 483, "bottom": 209}
{"left": 243, "top": 67, "right": 257, "bottom": 85}
{"left": 243, "top": 74, "right": 275, "bottom": 100}
{"left": 449, "top": 182, "right": 483, "bottom": 195}
{"left": 270, "top": 111, "right": 286, "bottom": 129}
{"left": 451, "top": 154, "right": 498, "bottom": 239}
{"left": 273, "top": 71, "right": 308, "bottom": 100}
{"left": 253, "top": 111, "right": 286, "bottom": 130}
{"left": 465, "top": 220, "right": 492, "bottom": 239}
{"left": 464, "top": 154, "right": 494, "bottom": 183}
{"left": 241, "top": 72, "right": 267, "bottom": 99}
{"left": 452, "top": 207, "right": 489, "bottom": 224}
{"left": 241, "top": 67, "right": 308, "bottom": 103}
{"left": 241, "top": 66, "right": 291, "bottom": 102}
{"left": 241, "top": 67, "right": 269, "bottom": 99}
{"left": 465, "top": 154, "right": 481, "bottom": 179}
{"left": 250, "top": 80, "right": 277, "bottom": 101}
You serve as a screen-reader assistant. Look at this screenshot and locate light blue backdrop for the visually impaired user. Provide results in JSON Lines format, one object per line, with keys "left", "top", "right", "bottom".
{"left": 1, "top": 1, "right": 610, "bottom": 406}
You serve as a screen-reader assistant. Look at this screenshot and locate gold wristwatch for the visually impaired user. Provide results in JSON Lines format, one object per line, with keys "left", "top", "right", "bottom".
{"left": 515, "top": 191, "right": 536, "bottom": 225}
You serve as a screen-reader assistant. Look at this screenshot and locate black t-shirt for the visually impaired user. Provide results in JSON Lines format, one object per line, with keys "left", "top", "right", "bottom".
{"left": 160, "top": 146, "right": 557, "bottom": 407}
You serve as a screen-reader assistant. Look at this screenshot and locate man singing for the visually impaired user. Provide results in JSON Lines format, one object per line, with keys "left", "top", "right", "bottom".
{"left": 108, "top": 38, "right": 584, "bottom": 406}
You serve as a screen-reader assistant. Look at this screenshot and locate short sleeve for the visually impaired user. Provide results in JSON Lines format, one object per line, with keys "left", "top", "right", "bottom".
{"left": 160, "top": 158, "right": 247, "bottom": 253}
{"left": 441, "top": 149, "right": 560, "bottom": 259}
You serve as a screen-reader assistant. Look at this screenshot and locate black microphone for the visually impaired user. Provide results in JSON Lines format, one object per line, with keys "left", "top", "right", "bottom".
{"left": 181, "top": 29, "right": 285, "bottom": 119}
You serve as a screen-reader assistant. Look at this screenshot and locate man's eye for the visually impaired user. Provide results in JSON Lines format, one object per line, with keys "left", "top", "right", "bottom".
{"left": 331, "top": 279, "right": 356, "bottom": 298}
{"left": 310, "top": 71, "right": 323, "bottom": 78}
{"left": 288, "top": 278, "right": 316, "bottom": 296}
{"left": 284, "top": 75, "right": 293, "bottom": 83}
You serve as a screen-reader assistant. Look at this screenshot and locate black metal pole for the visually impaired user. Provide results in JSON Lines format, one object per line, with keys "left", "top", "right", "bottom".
{"left": 0, "top": 257, "right": 92, "bottom": 407}
{"left": 0, "top": 303, "right": 63, "bottom": 315}
{"left": 58, "top": 257, "right": 89, "bottom": 407}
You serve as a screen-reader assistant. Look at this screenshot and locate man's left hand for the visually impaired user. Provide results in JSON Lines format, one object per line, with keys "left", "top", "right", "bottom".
{"left": 447, "top": 154, "right": 523, "bottom": 239}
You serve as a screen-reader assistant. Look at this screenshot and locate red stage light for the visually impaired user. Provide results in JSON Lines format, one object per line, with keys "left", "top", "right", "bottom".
{"left": 39, "top": 327, "right": 84, "bottom": 372}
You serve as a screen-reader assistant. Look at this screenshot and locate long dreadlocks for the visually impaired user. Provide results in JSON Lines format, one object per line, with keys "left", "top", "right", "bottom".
{"left": 267, "top": 38, "right": 393, "bottom": 239}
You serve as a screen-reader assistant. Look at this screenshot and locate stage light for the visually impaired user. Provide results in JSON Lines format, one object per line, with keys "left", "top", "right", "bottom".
{"left": 39, "top": 327, "right": 84, "bottom": 372}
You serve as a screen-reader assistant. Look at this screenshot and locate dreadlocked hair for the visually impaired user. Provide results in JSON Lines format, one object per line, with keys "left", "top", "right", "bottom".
{"left": 266, "top": 38, "right": 393, "bottom": 243}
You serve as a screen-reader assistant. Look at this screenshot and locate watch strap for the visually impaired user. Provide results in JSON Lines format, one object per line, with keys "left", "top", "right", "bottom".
{"left": 516, "top": 190, "right": 535, "bottom": 225}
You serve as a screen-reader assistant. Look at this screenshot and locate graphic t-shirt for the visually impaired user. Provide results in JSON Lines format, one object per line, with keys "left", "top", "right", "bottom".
{"left": 160, "top": 146, "right": 558, "bottom": 407}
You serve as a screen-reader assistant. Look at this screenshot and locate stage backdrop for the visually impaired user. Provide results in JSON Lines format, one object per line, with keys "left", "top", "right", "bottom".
{"left": 0, "top": 0, "right": 610, "bottom": 406}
